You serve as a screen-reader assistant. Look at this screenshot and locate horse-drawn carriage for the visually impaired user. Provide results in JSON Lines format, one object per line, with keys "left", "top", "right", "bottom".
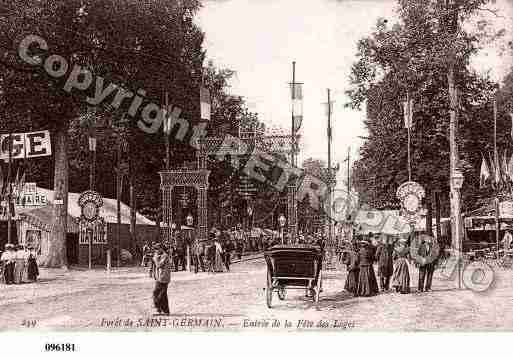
{"left": 264, "top": 244, "right": 323, "bottom": 308}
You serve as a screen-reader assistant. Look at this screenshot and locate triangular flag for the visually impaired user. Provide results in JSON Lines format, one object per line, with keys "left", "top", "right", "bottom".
{"left": 409, "top": 99, "right": 414, "bottom": 127}
{"left": 18, "top": 171, "right": 25, "bottom": 194}
{"left": 480, "top": 156, "right": 490, "bottom": 188}
{"left": 200, "top": 87, "right": 211, "bottom": 121}
{"left": 13, "top": 168, "right": 19, "bottom": 195}
{"left": 503, "top": 149, "right": 510, "bottom": 184}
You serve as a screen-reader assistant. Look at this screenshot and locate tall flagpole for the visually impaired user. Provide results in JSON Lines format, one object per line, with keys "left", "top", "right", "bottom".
{"left": 407, "top": 91, "right": 411, "bottom": 182}
{"left": 291, "top": 61, "right": 296, "bottom": 168}
{"left": 288, "top": 61, "right": 298, "bottom": 241}
{"left": 494, "top": 95, "right": 499, "bottom": 261}
{"left": 327, "top": 88, "right": 332, "bottom": 263}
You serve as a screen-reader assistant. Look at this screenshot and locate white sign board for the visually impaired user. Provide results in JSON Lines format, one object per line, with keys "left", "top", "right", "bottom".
{"left": 500, "top": 201, "right": 513, "bottom": 218}
{"left": 13, "top": 183, "right": 48, "bottom": 207}
{"left": 0, "top": 131, "right": 52, "bottom": 160}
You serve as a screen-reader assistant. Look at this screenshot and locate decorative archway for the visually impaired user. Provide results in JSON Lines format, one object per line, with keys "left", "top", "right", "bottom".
{"left": 159, "top": 131, "right": 296, "bottom": 244}
{"left": 159, "top": 169, "right": 210, "bottom": 242}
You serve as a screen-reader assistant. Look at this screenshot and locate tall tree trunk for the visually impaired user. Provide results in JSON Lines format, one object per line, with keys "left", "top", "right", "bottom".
{"left": 40, "top": 123, "right": 68, "bottom": 268}
{"left": 435, "top": 190, "right": 442, "bottom": 243}
{"left": 426, "top": 187, "right": 433, "bottom": 236}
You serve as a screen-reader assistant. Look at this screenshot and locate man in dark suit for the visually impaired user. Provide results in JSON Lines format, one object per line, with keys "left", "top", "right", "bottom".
{"left": 375, "top": 236, "right": 394, "bottom": 291}
{"left": 152, "top": 244, "right": 171, "bottom": 315}
{"left": 417, "top": 235, "right": 438, "bottom": 292}
{"left": 173, "top": 230, "right": 186, "bottom": 271}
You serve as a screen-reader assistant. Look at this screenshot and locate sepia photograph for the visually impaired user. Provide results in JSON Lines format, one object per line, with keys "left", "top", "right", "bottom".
{"left": 1, "top": 0, "right": 513, "bottom": 355}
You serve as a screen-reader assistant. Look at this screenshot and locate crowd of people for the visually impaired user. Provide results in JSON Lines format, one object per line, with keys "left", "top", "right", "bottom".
{"left": 341, "top": 233, "right": 440, "bottom": 297}
{"left": 0, "top": 244, "right": 39, "bottom": 285}
{"left": 140, "top": 225, "right": 327, "bottom": 276}
{"left": 145, "top": 225, "right": 327, "bottom": 316}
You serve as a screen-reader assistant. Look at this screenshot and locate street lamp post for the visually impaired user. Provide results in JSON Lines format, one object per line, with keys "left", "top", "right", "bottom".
{"left": 278, "top": 214, "right": 286, "bottom": 244}
{"left": 451, "top": 168, "right": 464, "bottom": 289}
{"left": 186, "top": 214, "right": 193, "bottom": 272}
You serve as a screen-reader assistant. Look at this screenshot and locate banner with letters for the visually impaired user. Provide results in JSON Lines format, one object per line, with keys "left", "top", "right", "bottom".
{"left": 0, "top": 130, "right": 52, "bottom": 160}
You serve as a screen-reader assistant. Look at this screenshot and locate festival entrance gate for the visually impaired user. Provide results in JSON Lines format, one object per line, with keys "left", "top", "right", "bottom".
{"left": 159, "top": 131, "right": 297, "bottom": 244}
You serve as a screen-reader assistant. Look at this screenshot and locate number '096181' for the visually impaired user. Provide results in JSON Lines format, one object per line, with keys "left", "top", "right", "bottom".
{"left": 44, "top": 343, "right": 76, "bottom": 352}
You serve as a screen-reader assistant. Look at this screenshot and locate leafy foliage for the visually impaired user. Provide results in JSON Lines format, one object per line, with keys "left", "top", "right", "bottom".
{"left": 346, "top": 0, "right": 508, "bottom": 215}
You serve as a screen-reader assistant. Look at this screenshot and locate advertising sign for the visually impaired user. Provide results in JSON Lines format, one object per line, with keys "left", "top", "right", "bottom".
{"left": 0, "top": 130, "right": 52, "bottom": 160}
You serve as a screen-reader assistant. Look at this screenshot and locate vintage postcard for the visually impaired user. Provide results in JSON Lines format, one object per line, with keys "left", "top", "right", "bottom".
{"left": 1, "top": 0, "right": 513, "bottom": 353}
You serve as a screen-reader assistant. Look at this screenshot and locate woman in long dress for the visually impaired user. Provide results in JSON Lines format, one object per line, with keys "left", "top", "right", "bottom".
{"left": 392, "top": 240, "right": 410, "bottom": 294}
{"left": 27, "top": 248, "right": 39, "bottom": 282}
{"left": 14, "top": 245, "right": 26, "bottom": 284}
{"left": 342, "top": 247, "right": 359, "bottom": 295}
{"left": 213, "top": 233, "right": 225, "bottom": 272}
{"left": 356, "top": 241, "right": 379, "bottom": 297}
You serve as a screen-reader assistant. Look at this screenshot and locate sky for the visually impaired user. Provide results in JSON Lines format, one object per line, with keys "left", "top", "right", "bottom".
{"left": 197, "top": 0, "right": 513, "bottom": 188}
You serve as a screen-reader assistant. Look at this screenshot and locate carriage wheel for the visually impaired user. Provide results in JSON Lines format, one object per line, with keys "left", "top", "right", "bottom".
{"left": 266, "top": 271, "right": 273, "bottom": 308}
{"left": 278, "top": 288, "right": 286, "bottom": 300}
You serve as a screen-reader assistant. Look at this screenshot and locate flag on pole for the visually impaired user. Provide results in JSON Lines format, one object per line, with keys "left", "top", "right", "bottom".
{"left": 86, "top": 107, "right": 96, "bottom": 151}
{"left": 325, "top": 101, "right": 334, "bottom": 140}
{"left": 480, "top": 156, "right": 490, "bottom": 188}
{"left": 290, "top": 83, "right": 303, "bottom": 132}
{"left": 403, "top": 99, "right": 414, "bottom": 129}
{"left": 200, "top": 87, "right": 211, "bottom": 121}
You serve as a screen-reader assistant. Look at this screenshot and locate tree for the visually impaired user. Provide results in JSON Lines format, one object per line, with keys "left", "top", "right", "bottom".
{"left": 0, "top": 0, "right": 204, "bottom": 266}
{"left": 346, "top": 0, "right": 505, "bottom": 224}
